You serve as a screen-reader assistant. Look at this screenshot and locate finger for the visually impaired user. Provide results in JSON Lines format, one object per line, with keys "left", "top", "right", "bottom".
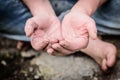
{"left": 107, "top": 47, "right": 117, "bottom": 67}
{"left": 60, "top": 40, "right": 76, "bottom": 51}
{"left": 78, "top": 27, "right": 88, "bottom": 37}
{"left": 47, "top": 48, "right": 54, "bottom": 55}
{"left": 52, "top": 43, "right": 74, "bottom": 55}
{"left": 25, "top": 18, "right": 38, "bottom": 37}
{"left": 50, "top": 38, "right": 64, "bottom": 45}
{"left": 31, "top": 37, "right": 49, "bottom": 51}
{"left": 71, "top": 26, "right": 88, "bottom": 38}
{"left": 87, "top": 20, "right": 97, "bottom": 40}
{"left": 60, "top": 37, "right": 88, "bottom": 51}
{"left": 45, "top": 43, "right": 52, "bottom": 50}
{"left": 50, "top": 39, "right": 59, "bottom": 44}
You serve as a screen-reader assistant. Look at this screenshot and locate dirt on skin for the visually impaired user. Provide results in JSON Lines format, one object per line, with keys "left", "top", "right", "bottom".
{"left": 0, "top": 36, "right": 120, "bottom": 80}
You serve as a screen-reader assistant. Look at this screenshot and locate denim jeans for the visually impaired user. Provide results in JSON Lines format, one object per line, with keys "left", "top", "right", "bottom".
{"left": 0, "top": 0, "right": 32, "bottom": 41}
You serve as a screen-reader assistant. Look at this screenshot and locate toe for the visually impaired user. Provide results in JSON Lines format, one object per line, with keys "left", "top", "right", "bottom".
{"left": 106, "top": 45, "right": 117, "bottom": 67}
{"left": 17, "top": 41, "right": 23, "bottom": 50}
{"left": 102, "top": 59, "right": 108, "bottom": 72}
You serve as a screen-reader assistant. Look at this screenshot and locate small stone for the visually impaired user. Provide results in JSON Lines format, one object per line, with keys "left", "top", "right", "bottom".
{"left": 21, "top": 50, "right": 38, "bottom": 58}
{"left": 29, "top": 67, "right": 33, "bottom": 72}
{"left": 1, "top": 60, "right": 7, "bottom": 66}
{"left": 34, "top": 75, "right": 40, "bottom": 79}
{"left": 93, "top": 77, "right": 98, "bottom": 80}
{"left": 24, "top": 73, "right": 28, "bottom": 77}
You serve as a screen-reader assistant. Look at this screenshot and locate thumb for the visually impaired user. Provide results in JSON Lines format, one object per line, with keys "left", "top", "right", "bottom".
{"left": 87, "top": 20, "right": 97, "bottom": 40}
{"left": 25, "top": 18, "right": 38, "bottom": 37}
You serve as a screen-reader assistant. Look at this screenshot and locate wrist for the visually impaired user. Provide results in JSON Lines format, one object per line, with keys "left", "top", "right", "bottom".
{"left": 70, "top": 0, "right": 106, "bottom": 16}
{"left": 23, "top": 0, "right": 56, "bottom": 16}
{"left": 70, "top": 7, "right": 92, "bottom": 16}
{"left": 32, "top": 8, "right": 56, "bottom": 17}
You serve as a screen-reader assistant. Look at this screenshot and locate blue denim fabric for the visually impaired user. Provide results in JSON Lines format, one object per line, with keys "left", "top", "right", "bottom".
{"left": 0, "top": 0, "right": 32, "bottom": 41}
{"left": 50, "top": 0, "right": 75, "bottom": 16}
{"left": 92, "top": 0, "right": 120, "bottom": 35}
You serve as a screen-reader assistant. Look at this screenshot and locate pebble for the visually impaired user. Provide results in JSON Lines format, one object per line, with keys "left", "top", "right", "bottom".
{"left": 29, "top": 67, "right": 33, "bottom": 72}
{"left": 93, "top": 77, "right": 98, "bottom": 80}
{"left": 34, "top": 75, "right": 40, "bottom": 79}
{"left": 1, "top": 60, "right": 7, "bottom": 66}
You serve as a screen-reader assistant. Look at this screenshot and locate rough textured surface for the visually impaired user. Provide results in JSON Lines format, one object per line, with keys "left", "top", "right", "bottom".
{"left": 31, "top": 52, "right": 100, "bottom": 80}
{"left": 0, "top": 36, "right": 120, "bottom": 80}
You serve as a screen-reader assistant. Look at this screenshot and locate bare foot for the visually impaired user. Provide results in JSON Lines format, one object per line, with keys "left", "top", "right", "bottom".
{"left": 17, "top": 41, "right": 31, "bottom": 51}
{"left": 81, "top": 37, "right": 117, "bottom": 71}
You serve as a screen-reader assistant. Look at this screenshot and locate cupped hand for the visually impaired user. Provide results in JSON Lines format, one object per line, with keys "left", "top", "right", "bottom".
{"left": 25, "top": 14, "right": 62, "bottom": 51}
{"left": 51, "top": 12, "right": 97, "bottom": 55}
